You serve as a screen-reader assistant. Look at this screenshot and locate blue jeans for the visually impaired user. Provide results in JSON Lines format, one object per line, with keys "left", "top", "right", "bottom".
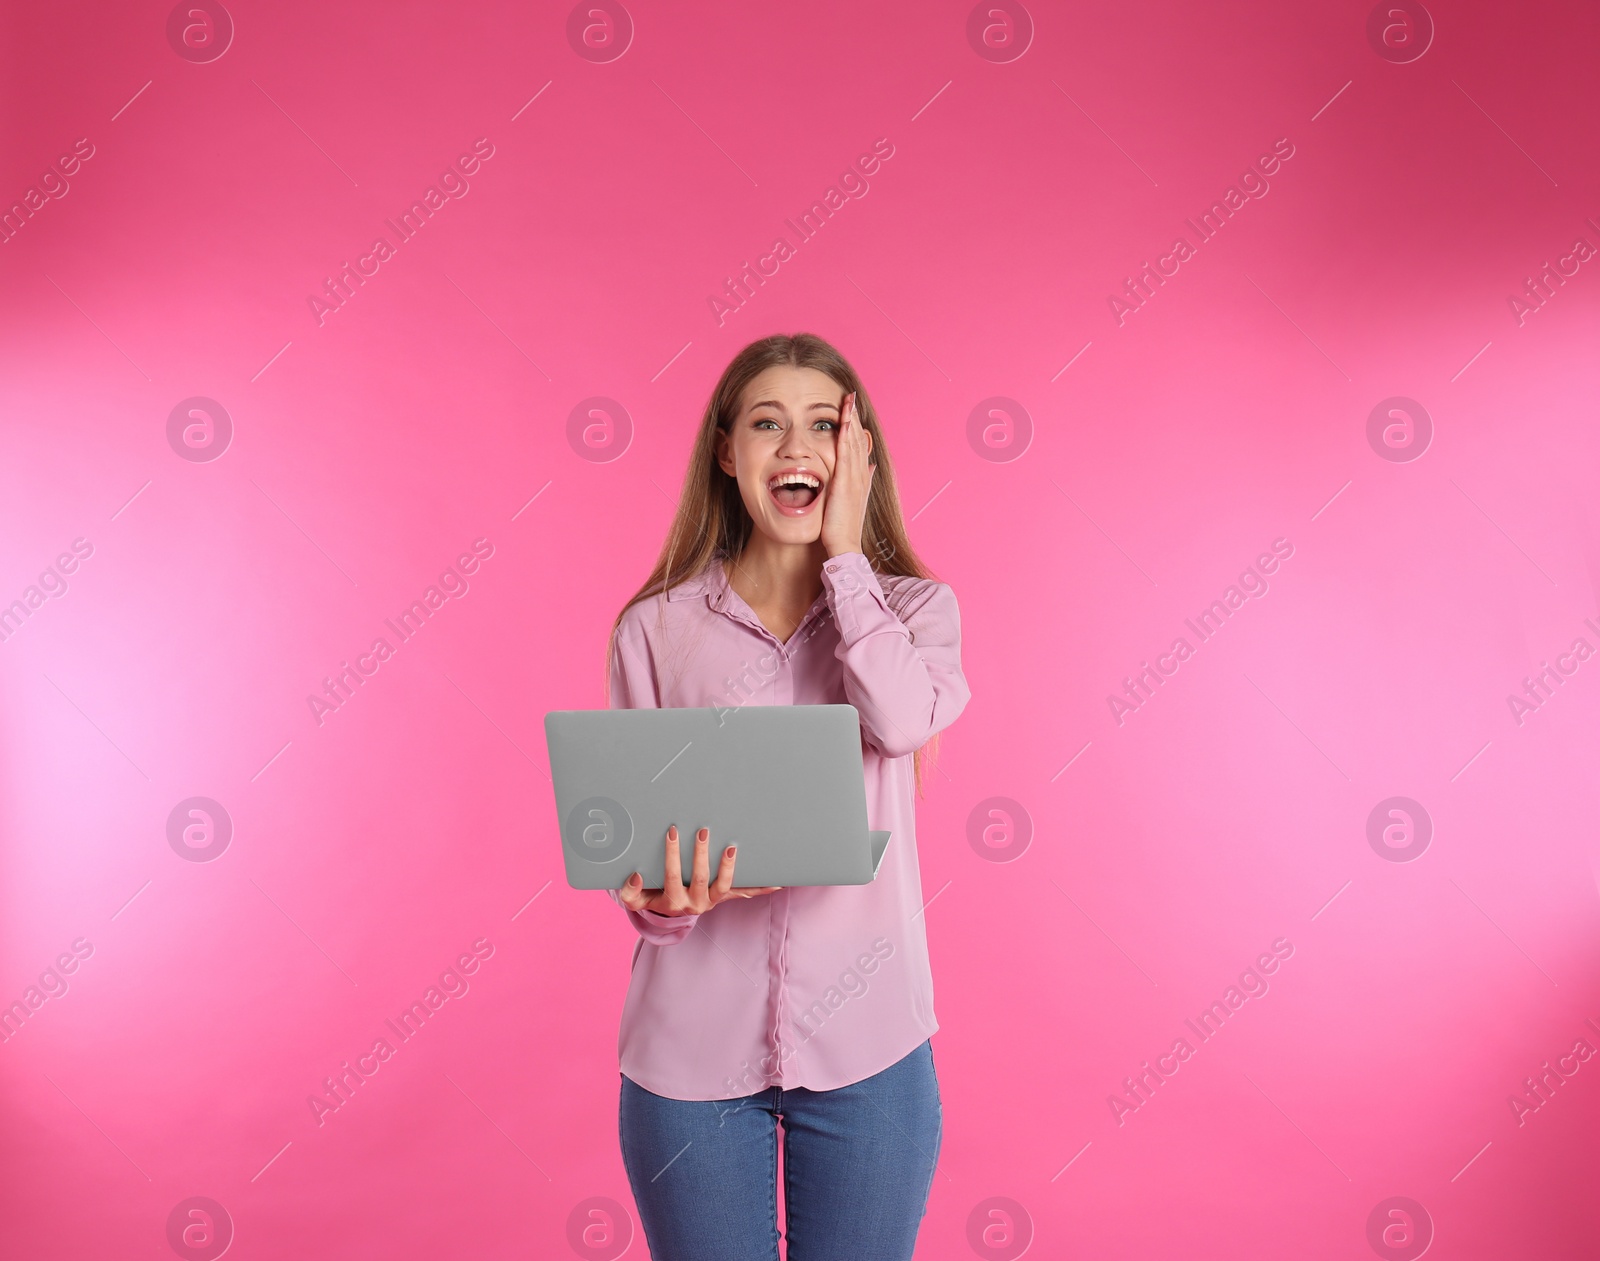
{"left": 619, "top": 1039, "right": 942, "bottom": 1261}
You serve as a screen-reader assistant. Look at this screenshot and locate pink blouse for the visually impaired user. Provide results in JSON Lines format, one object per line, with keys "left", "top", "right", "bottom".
{"left": 605, "top": 548, "right": 971, "bottom": 1101}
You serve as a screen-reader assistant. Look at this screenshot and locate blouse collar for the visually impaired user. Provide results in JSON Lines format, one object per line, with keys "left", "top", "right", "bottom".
{"left": 664, "top": 553, "right": 730, "bottom": 605}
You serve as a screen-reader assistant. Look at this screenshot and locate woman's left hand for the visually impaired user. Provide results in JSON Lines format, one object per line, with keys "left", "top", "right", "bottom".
{"left": 820, "top": 390, "right": 875, "bottom": 558}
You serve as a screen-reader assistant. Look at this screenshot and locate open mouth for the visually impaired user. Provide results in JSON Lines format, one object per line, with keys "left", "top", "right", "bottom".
{"left": 767, "top": 469, "right": 823, "bottom": 515}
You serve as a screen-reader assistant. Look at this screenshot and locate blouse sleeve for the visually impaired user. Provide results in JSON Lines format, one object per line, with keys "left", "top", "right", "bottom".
{"left": 604, "top": 605, "right": 701, "bottom": 945}
{"left": 820, "top": 551, "right": 971, "bottom": 758}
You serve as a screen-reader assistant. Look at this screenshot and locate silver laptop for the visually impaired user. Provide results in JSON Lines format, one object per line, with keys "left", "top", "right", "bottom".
{"left": 544, "top": 704, "right": 891, "bottom": 889}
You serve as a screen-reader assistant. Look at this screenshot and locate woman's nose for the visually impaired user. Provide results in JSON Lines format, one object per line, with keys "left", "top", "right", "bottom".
{"left": 777, "top": 428, "right": 818, "bottom": 459}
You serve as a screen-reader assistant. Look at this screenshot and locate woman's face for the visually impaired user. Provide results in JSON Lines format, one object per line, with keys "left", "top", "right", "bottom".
{"left": 715, "top": 364, "right": 872, "bottom": 548}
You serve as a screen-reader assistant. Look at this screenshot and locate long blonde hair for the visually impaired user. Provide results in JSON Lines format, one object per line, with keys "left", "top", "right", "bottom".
{"left": 607, "top": 332, "right": 945, "bottom": 794}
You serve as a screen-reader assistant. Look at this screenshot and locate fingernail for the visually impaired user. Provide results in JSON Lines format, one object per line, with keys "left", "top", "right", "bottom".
{"left": 727, "top": 846, "right": 737, "bottom": 856}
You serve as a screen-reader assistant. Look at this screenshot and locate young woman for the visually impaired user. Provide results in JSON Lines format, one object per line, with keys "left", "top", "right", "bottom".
{"left": 604, "top": 332, "right": 971, "bottom": 1261}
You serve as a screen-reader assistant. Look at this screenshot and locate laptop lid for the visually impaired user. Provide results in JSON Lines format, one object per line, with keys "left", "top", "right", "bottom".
{"left": 544, "top": 704, "right": 888, "bottom": 889}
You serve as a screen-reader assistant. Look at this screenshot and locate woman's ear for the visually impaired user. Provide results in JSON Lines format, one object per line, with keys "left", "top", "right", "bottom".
{"left": 852, "top": 394, "right": 875, "bottom": 460}
{"left": 713, "top": 426, "right": 736, "bottom": 477}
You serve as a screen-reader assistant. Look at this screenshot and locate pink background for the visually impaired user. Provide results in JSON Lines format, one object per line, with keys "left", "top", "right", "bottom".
{"left": 3, "top": 0, "right": 1599, "bottom": 1257}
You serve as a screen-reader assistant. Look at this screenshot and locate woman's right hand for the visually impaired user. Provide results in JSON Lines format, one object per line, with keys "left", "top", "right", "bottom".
{"left": 617, "top": 824, "right": 781, "bottom": 916}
